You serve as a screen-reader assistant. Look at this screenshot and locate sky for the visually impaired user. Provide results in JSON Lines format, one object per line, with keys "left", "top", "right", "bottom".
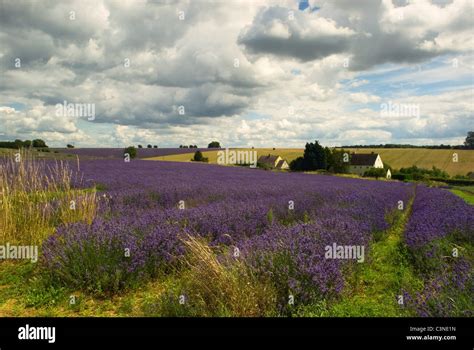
{"left": 0, "top": 0, "right": 473, "bottom": 148}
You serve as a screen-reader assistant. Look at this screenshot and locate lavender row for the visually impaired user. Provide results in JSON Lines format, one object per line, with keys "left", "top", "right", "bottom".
{"left": 403, "top": 186, "right": 473, "bottom": 316}
{"left": 405, "top": 186, "right": 474, "bottom": 248}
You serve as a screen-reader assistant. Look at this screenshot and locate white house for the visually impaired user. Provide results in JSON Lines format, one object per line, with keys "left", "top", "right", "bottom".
{"left": 257, "top": 154, "right": 289, "bottom": 170}
{"left": 348, "top": 153, "right": 384, "bottom": 176}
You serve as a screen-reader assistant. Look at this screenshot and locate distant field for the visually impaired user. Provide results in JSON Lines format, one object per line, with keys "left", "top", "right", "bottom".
{"left": 0, "top": 148, "right": 220, "bottom": 160}
{"left": 2, "top": 147, "right": 472, "bottom": 176}
{"left": 146, "top": 147, "right": 474, "bottom": 176}
{"left": 55, "top": 147, "right": 213, "bottom": 159}
{"left": 145, "top": 148, "right": 304, "bottom": 164}
{"left": 145, "top": 150, "right": 221, "bottom": 162}
{"left": 0, "top": 148, "right": 81, "bottom": 160}
{"left": 342, "top": 148, "right": 474, "bottom": 176}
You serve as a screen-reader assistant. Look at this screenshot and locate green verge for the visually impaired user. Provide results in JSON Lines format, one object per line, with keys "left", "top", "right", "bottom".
{"left": 450, "top": 189, "right": 474, "bottom": 205}
{"left": 0, "top": 260, "right": 169, "bottom": 317}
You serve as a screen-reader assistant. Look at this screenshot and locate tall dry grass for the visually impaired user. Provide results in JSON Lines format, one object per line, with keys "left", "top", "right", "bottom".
{"left": 175, "top": 234, "right": 277, "bottom": 316}
{"left": 0, "top": 149, "right": 97, "bottom": 245}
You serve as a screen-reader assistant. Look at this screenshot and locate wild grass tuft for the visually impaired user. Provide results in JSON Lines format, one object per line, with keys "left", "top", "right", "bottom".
{"left": 152, "top": 235, "right": 277, "bottom": 317}
{"left": 0, "top": 149, "right": 97, "bottom": 245}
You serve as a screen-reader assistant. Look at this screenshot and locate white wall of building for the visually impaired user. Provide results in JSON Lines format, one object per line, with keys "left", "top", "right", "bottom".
{"left": 349, "top": 165, "right": 372, "bottom": 175}
{"left": 374, "top": 155, "right": 384, "bottom": 168}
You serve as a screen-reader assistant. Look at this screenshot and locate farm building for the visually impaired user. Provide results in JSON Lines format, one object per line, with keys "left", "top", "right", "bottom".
{"left": 258, "top": 154, "right": 289, "bottom": 170}
{"left": 348, "top": 153, "right": 384, "bottom": 176}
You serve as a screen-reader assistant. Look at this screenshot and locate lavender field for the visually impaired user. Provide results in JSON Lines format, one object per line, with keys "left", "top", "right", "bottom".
{"left": 55, "top": 147, "right": 217, "bottom": 159}
{"left": 1, "top": 157, "right": 471, "bottom": 317}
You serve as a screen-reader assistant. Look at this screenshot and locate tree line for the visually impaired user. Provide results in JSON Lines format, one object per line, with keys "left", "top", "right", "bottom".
{"left": 290, "top": 141, "right": 349, "bottom": 173}
{"left": 0, "top": 139, "right": 48, "bottom": 149}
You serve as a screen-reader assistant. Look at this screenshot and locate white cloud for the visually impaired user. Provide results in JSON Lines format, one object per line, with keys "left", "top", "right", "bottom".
{"left": 0, "top": 0, "right": 472, "bottom": 147}
{"left": 349, "top": 92, "right": 381, "bottom": 104}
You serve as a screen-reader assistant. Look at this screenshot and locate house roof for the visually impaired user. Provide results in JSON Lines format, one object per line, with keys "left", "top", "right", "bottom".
{"left": 258, "top": 154, "right": 280, "bottom": 165}
{"left": 350, "top": 153, "right": 379, "bottom": 166}
{"left": 276, "top": 159, "right": 287, "bottom": 169}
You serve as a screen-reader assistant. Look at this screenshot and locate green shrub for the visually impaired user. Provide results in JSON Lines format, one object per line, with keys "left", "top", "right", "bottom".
{"left": 193, "top": 151, "right": 203, "bottom": 161}
{"left": 124, "top": 146, "right": 137, "bottom": 159}
{"left": 192, "top": 151, "right": 208, "bottom": 162}
{"left": 25, "top": 281, "right": 67, "bottom": 308}
{"left": 363, "top": 168, "right": 386, "bottom": 179}
{"left": 397, "top": 165, "right": 449, "bottom": 180}
{"left": 430, "top": 178, "right": 474, "bottom": 186}
{"left": 258, "top": 162, "right": 272, "bottom": 170}
{"left": 44, "top": 234, "right": 140, "bottom": 297}
{"left": 392, "top": 173, "right": 409, "bottom": 181}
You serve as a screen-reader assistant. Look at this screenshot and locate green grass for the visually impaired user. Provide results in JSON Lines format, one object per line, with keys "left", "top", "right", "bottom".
{"left": 450, "top": 189, "right": 474, "bottom": 205}
{"left": 0, "top": 261, "right": 69, "bottom": 316}
{"left": 0, "top": 260, "right": 169, "bottom": 316}
{"left": 454, "top": 185, "right": 474, "bottom": 194}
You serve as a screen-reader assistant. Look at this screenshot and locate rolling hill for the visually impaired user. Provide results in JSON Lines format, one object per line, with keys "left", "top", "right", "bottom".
{"left": 145, "top": 147, "right": 474, "bottom": 176}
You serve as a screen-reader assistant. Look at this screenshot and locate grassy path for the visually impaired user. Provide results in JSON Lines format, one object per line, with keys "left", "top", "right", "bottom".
{"left": 326, "top": 193, "right": 422, "bottom": 316}
{"left": 450, "top": 188, "right": 474, "bottom": 205}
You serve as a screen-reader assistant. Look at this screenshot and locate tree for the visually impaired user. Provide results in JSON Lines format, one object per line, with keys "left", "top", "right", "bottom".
{"left": 137, "top": 145, "right": 143, "bottom": 148}
{"left": 290, "top": 141, "right": 329, "bottom": 171}
{"left": 193, "top": 150, "right": 208, "bottom": 162}
{"left": 66, "top": 144, "right": 75, "bottom": 148}
{"left": 32, "top": 139, "right": 47, "bottom": 148}
{"left": 147, "top": 144, "right": 152, "bottom": 148}
{"left": 302, "top": 140, "right": 327, "bottom": 170}
{"left": 14, "top": 139, "right": 23, "bottom": 149}
{"left": 324, "top": 147, "right": 331, "bottom": 169}
{"left": 327, "top": 148, "right": 349, "bottom": 173}
{"left": 193, "top": 151, "right": 204, "bottom": 161}
{"left": 208, "top": 141, "right": 221, "bottom": 148}
{"left": 363, "top": 168, "right": 386, "bottom": 179}
{"left": 383, "top": 162, "right": 392, "bottom": 171}
{"left": 124, "top": 146, "right": 137, "bottom": 159}
{"left": 289, "top": 156, "right": 305, "bottom": 171}
{"left": 153, "top": 145, "right": 158, "bottom": 148}
{"left": 464, "top": 131, "right": 474, "bottom": 149}
{"left": 24, "top": 140, "right": 32, "bottom": 148}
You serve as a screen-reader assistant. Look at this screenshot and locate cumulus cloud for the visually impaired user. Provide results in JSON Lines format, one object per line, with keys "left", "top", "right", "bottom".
{"left": 238, "top": 6, "right": 356, "bottom": 61}
{"left": 317, "top": 0, "right": 473, "bottom": 70}
{"left": 0, "top": 0, "right": 472, "bottom": 147}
